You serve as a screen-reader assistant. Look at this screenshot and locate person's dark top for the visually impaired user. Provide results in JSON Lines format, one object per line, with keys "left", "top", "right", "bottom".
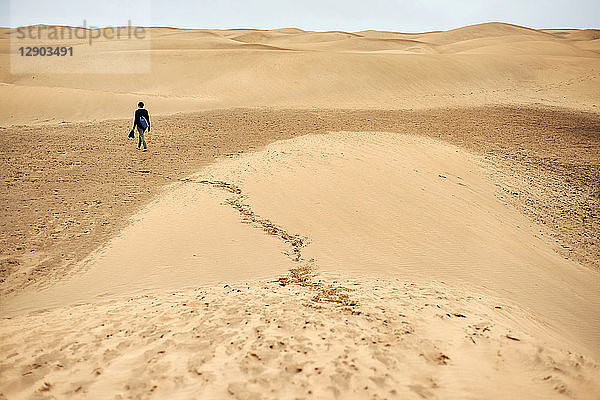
{"left": 133, "top": 108, "right": 150, "bottom": 130}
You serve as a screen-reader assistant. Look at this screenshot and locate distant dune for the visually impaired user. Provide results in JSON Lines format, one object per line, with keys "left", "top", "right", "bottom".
{"left": 0, "top": 22, "right": 599, "bottom": 125}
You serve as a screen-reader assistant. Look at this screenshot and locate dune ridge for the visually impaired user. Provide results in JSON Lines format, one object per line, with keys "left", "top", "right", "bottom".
{"left": 2, "top": 107, "right": 597, "bottom": 301}
{"left": 1, "top": 22, "right": 599, "bottom": 125}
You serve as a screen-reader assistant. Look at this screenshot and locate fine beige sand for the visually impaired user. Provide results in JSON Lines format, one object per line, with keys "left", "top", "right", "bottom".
{"left": 2, "top": 277, "right": 599, "bottom": 399}
{"left": 1, "top": 22, "right": 600, "bottom": 399}
{"left": 1, "top": 22, "right": 599, "bottom": 125}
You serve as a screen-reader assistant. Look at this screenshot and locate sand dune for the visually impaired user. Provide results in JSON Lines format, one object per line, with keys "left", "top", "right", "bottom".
{"left": 194, "top": 132, "right": 600, "bottom": 356}
{"left": 5, "top": 131, "right": 598, "bottom": 356}
{"left": 1, "top": 22, "right": 599, "bottom": 125}
{"left": 542, "top": 29, "right": 600, "bottom": 41}
{"left": 2, "top": 277, "right": 598, "bottom": 400}
{"left": 1, "top": 131, "right": 599, "bottom": 399}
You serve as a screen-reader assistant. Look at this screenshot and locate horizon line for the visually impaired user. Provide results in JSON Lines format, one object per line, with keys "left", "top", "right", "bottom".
{"left": 2, "top": 21, "right": 599, "bottom": 35}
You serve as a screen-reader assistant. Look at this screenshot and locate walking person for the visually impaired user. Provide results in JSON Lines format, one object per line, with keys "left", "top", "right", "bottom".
{"left": 131, "top": 101, "right": 150, "bottom": 151}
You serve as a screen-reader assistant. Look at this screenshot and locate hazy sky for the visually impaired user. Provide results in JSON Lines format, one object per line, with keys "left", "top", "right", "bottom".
{"left": 2, "top": 0, "right": 599, "bottom": 32}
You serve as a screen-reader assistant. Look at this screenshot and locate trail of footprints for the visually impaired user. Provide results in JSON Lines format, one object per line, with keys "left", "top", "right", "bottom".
{"left": 196, "top": 179, "right": 357, "bottom": 308}
{"left": 1, "top": 279, "right": 597, "bottom": 399}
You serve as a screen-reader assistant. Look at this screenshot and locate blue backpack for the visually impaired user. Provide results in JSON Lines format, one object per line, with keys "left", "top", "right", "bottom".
{"left": 139, "top": 116, "right": 149, "bottom": 129}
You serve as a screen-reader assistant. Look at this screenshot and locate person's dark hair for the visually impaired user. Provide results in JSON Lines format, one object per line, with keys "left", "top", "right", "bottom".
{"left": 138, "top": 101, "right": 144, "bottom": 108}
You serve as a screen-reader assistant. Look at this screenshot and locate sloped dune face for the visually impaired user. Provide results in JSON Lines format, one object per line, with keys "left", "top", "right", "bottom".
{"left": 414, "top": 22, "right": 552, "bottom": 45}
{"left": 194, "top": 132, "right": 600, "bottom": 358}
{"left": 2, "top": 131, "right": 599, "bottom": 399}
{"left": 2, "top": 278, "right": 599, "bottom": 400}
{"left": 574, "top": 38, "right": 600, "bottom": 52}
{"left": 543, "top": 29, "right": 600, "bottom": 41}
{"left": 6, "top": 131, "right": 597, "bottom": 358}
{"left": 1, "top": 22, "right": 599, "bottom": 125}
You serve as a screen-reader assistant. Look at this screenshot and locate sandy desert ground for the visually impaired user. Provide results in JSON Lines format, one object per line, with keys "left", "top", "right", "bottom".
{"left": 0, "top": 22, "right": 599, "bottom": 399}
